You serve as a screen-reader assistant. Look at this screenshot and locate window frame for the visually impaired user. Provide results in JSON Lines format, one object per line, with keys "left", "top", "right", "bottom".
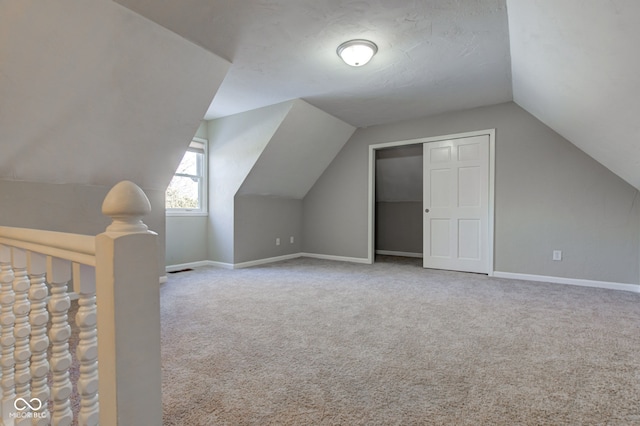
{"left": 166, "top": 137, "right": 208, "bottom": 217}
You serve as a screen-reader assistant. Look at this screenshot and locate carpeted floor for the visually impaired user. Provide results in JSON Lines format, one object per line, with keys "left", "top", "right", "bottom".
{"left": 160, "top": 256, "right": 640, "bottom": 425}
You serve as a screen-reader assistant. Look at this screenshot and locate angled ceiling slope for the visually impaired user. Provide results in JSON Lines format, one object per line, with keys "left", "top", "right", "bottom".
{"left": 208, "top": 101, "right": 295, "bottom": 199}
{"left": 238, "top": 100, "right": 356, "bottom": 199}
{"left": 113, "top": 0, "right": 512, "bottom": 128}
{"left": 115, "top": 0, "right": 640, "bottom": 192}
{"left": 0, "top": 0, "right": 229, "bottom": 191}
{"left": 508, "top": 0, "right": 640, "bottom": 189}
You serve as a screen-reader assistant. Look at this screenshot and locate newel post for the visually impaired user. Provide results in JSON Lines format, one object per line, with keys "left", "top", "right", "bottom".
{"left": 95, "top": 181, "right": 162, "bottom": 425}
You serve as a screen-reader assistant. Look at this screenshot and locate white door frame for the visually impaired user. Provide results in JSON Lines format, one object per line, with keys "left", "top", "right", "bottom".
{"left": 367, "top": 129, "right": 496, "bottom": 275}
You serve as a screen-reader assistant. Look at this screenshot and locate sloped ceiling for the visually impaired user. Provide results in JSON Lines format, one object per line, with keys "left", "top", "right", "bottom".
{"left": 507, "top": 0, "right": 640, "bottom": 189}
{"left": 208, "top": 101, "right": 295, "bottom": 199}
{"left": 114, "top": 0, "right": 512, "bottom": 128}
{"left": 237, "top": 100, "right": 356, "bottom": 199}
{"left": 0, "top": 0, "right": 229, "bottom": 191}
{"left": 115, "top": 0, "right": 640, "bottom": 190}
{"left": 6, "top": 1, "right": 637, "bottom": 193}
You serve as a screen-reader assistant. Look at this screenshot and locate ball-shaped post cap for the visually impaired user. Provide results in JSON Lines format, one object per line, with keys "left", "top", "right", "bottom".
{"left": 102, "top": 180, "right": 151, "bottom": 235}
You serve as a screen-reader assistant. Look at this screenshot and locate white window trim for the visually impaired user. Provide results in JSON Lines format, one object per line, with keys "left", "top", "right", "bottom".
{"left": 166, "top": 137, "right": 208, "bottom": 217}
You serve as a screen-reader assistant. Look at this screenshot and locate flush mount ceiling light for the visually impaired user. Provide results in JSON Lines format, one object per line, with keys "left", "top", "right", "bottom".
{"left": 336, "top": 39, "right": 378, "bottom": 67}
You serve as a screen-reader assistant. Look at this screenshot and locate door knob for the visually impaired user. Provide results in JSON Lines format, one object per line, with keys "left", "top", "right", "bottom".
{"left": 425, "top": 208, "right": 430, "bottom": 213}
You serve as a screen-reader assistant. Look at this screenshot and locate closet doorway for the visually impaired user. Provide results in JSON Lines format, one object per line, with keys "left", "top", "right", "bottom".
{"left": 368, "top": 130, "right": 495, "bottom": 275}
{"left": 374, "top": 144, "right": 424, "bottom": 259}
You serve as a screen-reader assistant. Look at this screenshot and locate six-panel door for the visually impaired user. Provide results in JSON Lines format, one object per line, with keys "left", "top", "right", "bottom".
{"left": 423, "top": 135, "right": 489, "bottom": 273}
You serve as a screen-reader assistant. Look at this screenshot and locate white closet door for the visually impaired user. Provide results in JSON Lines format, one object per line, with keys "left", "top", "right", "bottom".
{"left": 423, "top": 135, "right": 489, "bottom": 273}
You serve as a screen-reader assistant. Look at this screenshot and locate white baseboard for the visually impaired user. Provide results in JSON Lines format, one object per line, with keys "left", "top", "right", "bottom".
{"left": 208, "top": 260, "right": 235, "bottom": 269}
{"left": 166, "top": 260, "right": 233, "bottom": 272}
{"left": 375, "top": 250, "right": 423, "bottom": 258}
{"left": 493, "top": 271, "right": 640, "bottom": 293}
{"left": 235, "top": 253, "right": 371, "bottom": 268}
{"left": 166, "top": 260, "right": 639, "bottom": 293}
{"left": 167, "top": 252, "right": 372, "bottom": 272}
{"left": 233, "top": 253, "right": 302, "bottom": 269}
{"left": 301, "top": 252, "right": 371, "bottom": 264}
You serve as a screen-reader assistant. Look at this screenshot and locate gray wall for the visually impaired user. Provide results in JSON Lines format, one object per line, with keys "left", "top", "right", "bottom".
{"left": 165, "top": 216, "right": 208, "bottom": 266}
{"left": 375, "top": 202, "right": 423, "bottom": 254}
{"left": 303, "top": 102, "right": 640, "bottom": 284}
{"left": 207, "top": 103, "right": 293, "bottom": 264}
{"left": 206, "top": 100, "right": 354, "bottom": 265}
{"left": 234, "top": 195, "right": 302, "bottom": 263}
{"left": 165, "top": 121, "right": 209, "bottom": 267}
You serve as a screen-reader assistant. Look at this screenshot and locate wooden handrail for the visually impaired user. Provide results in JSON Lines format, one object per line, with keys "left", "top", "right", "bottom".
{"left": 0, "top": 226, "right": 95, "bottom": 266}
{"left": 0, "top": 180, "right": 162, "bottom": 425}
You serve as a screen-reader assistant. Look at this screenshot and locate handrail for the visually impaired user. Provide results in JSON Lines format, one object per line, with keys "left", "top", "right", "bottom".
{"left": 0, "top": 226, "right": 96, "bottom": 266}
{"left": 0, "top": 180, "right": 162, "bottom": 424}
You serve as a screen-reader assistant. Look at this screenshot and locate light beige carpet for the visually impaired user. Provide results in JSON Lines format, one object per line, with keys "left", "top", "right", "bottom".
{"left": 160, "top": 256, "right": 640, "bottom": 425}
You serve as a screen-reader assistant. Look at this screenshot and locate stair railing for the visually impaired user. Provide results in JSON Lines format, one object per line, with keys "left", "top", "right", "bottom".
{"left": 0, "top": 180, "right": 162, "bottom": 426}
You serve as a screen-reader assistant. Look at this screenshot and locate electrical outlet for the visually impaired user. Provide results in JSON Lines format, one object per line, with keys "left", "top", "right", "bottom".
{"left": 275, "top": 238, "right": 280, "bottom": 246}
{"left": 290, "top": 236, "right": 294, "bottom": 244}
{"left": 553, "top": 250, "right": 562, "bottom": 261}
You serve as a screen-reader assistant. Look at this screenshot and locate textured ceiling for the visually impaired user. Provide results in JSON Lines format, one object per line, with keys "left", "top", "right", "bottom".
{"left": 114, "top": 0, "right": 512, "bottom": 127}
{"left": 115, "top": 0, "right": 640, "bottom": 189}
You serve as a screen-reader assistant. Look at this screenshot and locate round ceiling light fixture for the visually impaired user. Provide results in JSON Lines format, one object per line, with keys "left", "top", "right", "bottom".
{"left": 336, "top": 39, "right": 378, "bottom": 67}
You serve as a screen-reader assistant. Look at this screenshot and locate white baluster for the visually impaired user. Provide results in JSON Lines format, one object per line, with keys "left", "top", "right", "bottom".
{"left": 0, "top": 244, "right": 16, "bottom": 420}
{"left": 27, "top": 252, "right": 49, "bottom": 425}
{"left": 47, "top": 257, "right": 73, "bottom": 426}
{"left": 73, "top": 263, "right": 99, "bottom": 426}
{"left": 12, "top": 247, "right": 32, "bottom": 424}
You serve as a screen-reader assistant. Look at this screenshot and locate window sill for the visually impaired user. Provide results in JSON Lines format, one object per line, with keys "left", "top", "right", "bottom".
{"left": 166, "top": 210, "right": 209, "bottom": 217}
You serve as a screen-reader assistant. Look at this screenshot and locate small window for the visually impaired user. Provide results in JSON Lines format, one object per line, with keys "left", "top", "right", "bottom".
{"left": 166, "top": 138, "right": 207, "bottom": 215}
